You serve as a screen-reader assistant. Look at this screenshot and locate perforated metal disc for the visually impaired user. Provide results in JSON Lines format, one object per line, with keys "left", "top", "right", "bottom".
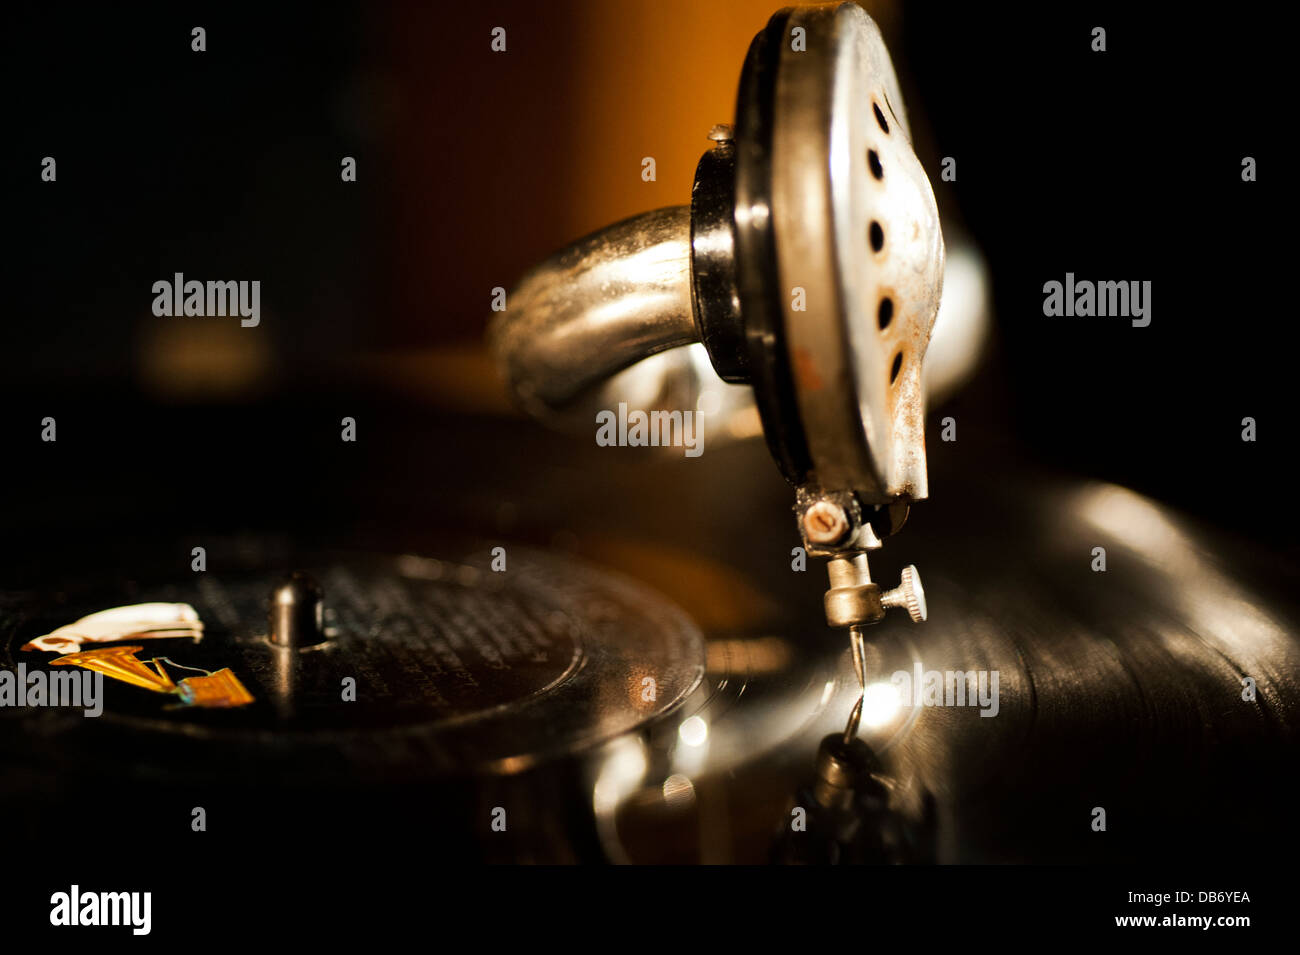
{"left": 734, "top": 3, "right": 944, "bottom": 501}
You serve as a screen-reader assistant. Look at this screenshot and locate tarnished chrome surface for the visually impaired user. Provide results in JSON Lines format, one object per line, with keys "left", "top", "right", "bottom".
{"left": 484, "top": 237, "right": 985, "bottom": 452}
{"left": 488, "top": 207, "right": 696, "bottom": 419}
{"left": 763, "top": 2, "right": 943, "bottom": 500}
{"left": 488, "top": 3, "right": 948, "bottom": 508}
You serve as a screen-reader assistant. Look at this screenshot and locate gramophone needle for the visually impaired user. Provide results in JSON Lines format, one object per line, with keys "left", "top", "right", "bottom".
{"left": 843, "top": 625, "right": 868, "bottom": 743}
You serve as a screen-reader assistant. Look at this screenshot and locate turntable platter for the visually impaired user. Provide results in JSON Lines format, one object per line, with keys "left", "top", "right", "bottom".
{"left": 1, "top": 544, "right": 705, "bottom": 780}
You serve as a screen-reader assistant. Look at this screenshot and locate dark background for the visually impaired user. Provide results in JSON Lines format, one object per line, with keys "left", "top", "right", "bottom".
{"left": 1, "top": 1, "right": 1296, "bottom": 914}
{"left": 3, "top": 1, "right": 1292, "bottom": 555}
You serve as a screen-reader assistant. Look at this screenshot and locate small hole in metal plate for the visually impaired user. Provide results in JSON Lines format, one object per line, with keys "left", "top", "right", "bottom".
{"left": 867, "top": 149, "right": 883, "bottom": 180}
{"left": 878, "top": 297, "right": 893, "bottom": 330}
{"left": 890, "top": 351, "right": 903, "bottom": 384}
{"left": 882, "top": 88, "right": 901, "bottom": 127}
{"left": 869, "top": 220, "right": 884, "bottom": 252}
{"left": 873, "top": 102, "right": 889, "bottom": 135}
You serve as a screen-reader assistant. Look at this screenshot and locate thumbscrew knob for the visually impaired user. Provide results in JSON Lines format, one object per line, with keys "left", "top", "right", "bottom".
{"left": 882, "top": 565, "right": 927, "bottom": 623}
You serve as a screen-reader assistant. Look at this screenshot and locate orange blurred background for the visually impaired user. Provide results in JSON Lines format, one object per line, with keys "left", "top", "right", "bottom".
{"left": 379, "top": 0, "right": 901, "bottom": 347}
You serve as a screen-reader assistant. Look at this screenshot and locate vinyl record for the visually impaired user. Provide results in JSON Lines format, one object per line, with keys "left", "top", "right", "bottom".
{"left": 0, "top": 542, "right": 705, "bottom": 781}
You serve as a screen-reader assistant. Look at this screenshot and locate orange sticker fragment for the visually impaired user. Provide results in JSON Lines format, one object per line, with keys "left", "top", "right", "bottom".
{"left": 176, "top": 669, "right": 254, "bottom": 708}
{"left": 50, "top": 646, "right": 253, "bottom": 709}
{"left": 50, "top": 646, "right": 176, "bottom": 693}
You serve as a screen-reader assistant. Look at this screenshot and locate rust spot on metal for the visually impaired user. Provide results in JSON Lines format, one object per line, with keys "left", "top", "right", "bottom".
{"left": 792, "top": 346, "right": 824, "bottom": 391}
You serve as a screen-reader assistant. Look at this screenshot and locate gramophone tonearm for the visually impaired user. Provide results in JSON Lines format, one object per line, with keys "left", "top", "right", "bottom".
{"left": 489, "top": 2, "right": 945, "bottom": 744}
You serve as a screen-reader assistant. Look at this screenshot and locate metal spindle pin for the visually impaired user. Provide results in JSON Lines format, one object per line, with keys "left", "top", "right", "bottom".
{"left": 269, "top": 572, "right": 325, "bottom": 649}
{"left": 843, "top": 625, "right": 868, "bottom": 743}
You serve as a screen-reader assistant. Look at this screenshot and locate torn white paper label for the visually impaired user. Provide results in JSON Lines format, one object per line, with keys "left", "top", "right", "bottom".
{"left": 21, "top": 603, "right": 204, "bottom": 654}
